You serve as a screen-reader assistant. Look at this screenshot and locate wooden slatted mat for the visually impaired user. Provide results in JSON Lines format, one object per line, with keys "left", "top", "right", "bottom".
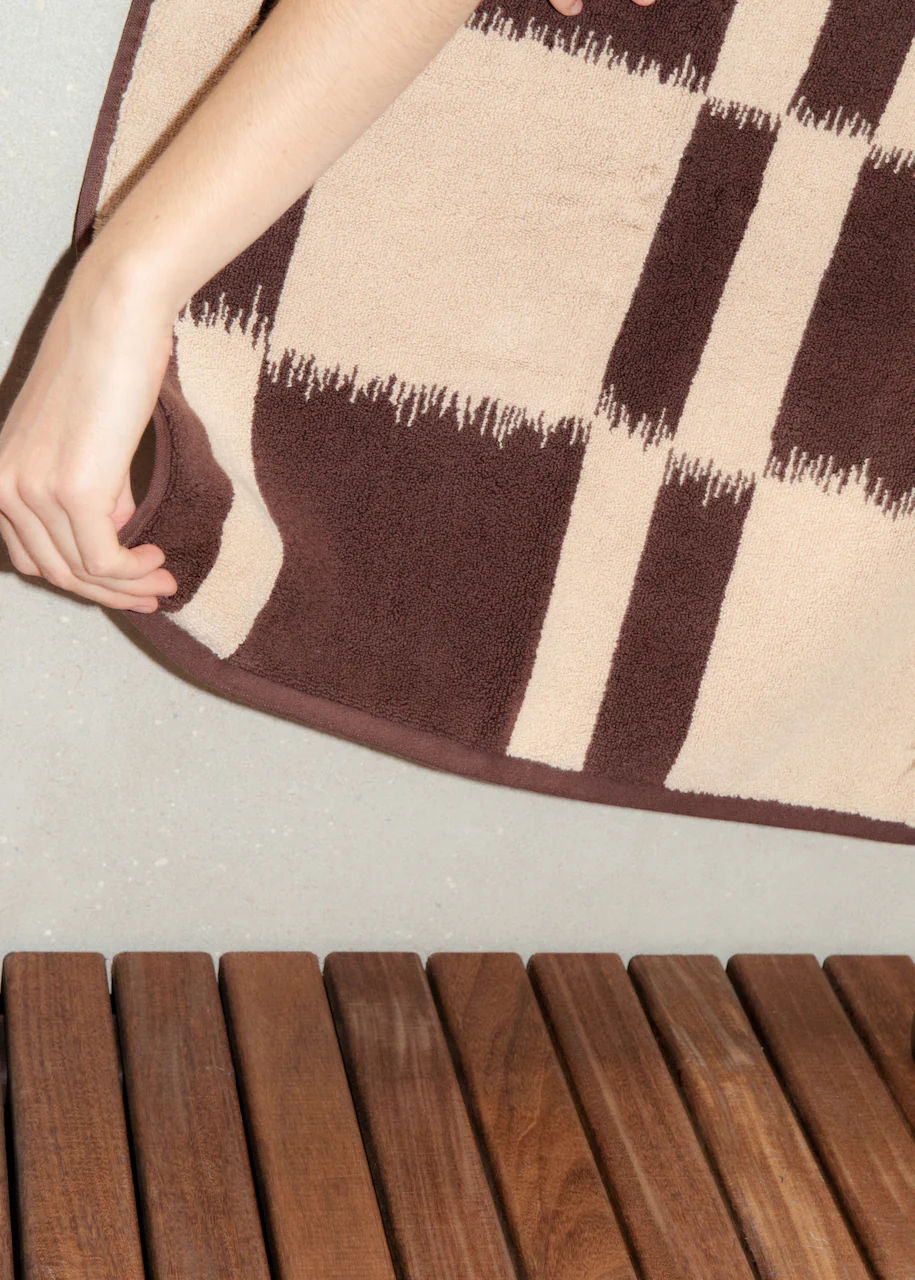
{"left": 0, "top": 951, "right": 911, "bottom": 1280}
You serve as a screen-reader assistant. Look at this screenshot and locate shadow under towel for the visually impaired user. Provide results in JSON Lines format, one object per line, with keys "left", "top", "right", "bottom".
{"left": 73, "top": 0, "right": 915, "bottom": 845}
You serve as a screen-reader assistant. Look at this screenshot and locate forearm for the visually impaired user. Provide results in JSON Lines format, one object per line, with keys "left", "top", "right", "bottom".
{"left": 77, "top": 0, "right": 479, "bottom": 317}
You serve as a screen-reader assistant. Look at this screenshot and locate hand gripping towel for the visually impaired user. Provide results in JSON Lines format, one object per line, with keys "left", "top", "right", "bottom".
{"left": 73, "top": 0, "right": 915, "bottom": 845}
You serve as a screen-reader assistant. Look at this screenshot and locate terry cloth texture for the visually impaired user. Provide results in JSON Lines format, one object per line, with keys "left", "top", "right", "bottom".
{"left": 73, "top": 0, "right": 915, "bottom": 846}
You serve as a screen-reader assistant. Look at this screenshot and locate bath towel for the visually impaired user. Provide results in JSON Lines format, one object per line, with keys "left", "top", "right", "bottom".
{"left": 73, "top": 0, "right": 915, "bottom": 845}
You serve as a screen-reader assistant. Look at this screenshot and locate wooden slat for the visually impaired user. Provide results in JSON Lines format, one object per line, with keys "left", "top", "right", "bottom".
{"left": 823, "top": 954, "right": 915, "bottom": 1130}
{"left": 527, "top": 952, "right": 756, "bottom": 1280}
{"left": 219, "top": 951, "right": 397, "bottom": 1280}
{"left": 428, "top": 951, "right": 637, "bottom": 1280}
{"left": 0, "top": 1014, "right": 15, "bottom": 1280}
{"left": 728, "top": 953, "right": 915, "bottom": 1279}
{"left": 2, "top": 951, "right": 145, "bottom": 1280}
{"left": 111, "top": 951, "right": 272, "bottom": 1280}
{"left": 323, "top": 951, "right": 518, "bottom": 1280}
{"left": 628, "top": 954, "right": 870, "bottom": 1280}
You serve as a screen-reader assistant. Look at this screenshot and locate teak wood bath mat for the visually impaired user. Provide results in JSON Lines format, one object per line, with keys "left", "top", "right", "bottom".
{"left": 72, "top": 0, "right": 915, "bottom": 845}
{"left": 0, "top": 950, "right": 914, "bottom": 1278}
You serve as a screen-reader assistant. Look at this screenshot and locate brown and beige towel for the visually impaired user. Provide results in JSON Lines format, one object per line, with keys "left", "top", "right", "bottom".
{"left": 73, "top": 0, "right": 915, "bottom": 844}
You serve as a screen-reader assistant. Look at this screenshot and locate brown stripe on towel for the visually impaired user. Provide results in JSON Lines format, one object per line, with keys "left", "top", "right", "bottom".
{"left": 595, "top": 98, "right": 777, "bottom": 441}
{"left": 584, "top": 456, "right": 753, "bottom": 783}
{"left": 788, "top": 0, "right": 915, "bottom": 137}
{"left": 768, "top": 153, "right": 915, "bottom": 516}
{"left": 231, "top": 354, "right": 585, "bottom": 749}
{"left": 141, "top": 348, "right": 234, "bottom": 612}
{"left": 183, "top": 192, "right": 310, "bottom": 339}
{"left": 150, "top": 193, "right": 310, "bottom": 615}
{"left": 468, "top": 0, "right": 738, "bottom": 92}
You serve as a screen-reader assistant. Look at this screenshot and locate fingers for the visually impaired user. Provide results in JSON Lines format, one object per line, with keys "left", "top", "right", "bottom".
{"left": 0, "top": 509, "right": 160, "bottom": 611}
{"left": 0, "top": 506, "right": 40, "bottom": 575}
{"left": 0, "top": 488, "right": 176, "bottom": 612}
{"left": 18, "top": 483, "right": 176, "bottom": 595}
{"left": 64, "top": 485, "right": 174, "bottom": 587}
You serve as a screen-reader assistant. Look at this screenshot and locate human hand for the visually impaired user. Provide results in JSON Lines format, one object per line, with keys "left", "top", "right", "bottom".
{"left": 0, "top": 256, "right": 179, "bottom": 613}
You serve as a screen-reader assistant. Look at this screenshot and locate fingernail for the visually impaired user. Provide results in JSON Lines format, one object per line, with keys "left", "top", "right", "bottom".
{"left": 569, "top": 0, "right": 583, "bottom": 11}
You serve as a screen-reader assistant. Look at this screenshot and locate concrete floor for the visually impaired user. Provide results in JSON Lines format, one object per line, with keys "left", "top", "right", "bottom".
{"left": 0, "top": 0, "right": 911, "bottom": 969}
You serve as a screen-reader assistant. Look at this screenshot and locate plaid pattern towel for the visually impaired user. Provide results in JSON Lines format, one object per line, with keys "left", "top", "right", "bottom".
{"left": 74, "top": 0, "right": 915, "bottom": 845}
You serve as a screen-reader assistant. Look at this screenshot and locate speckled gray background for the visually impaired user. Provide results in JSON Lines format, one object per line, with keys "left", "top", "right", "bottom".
{"left": 1, "top": 0, "right": 911, "bottom": 969}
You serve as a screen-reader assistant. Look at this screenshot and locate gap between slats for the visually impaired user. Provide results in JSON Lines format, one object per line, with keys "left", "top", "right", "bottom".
{"left": 524, "top": 960, "right": 763, "bottom": 1280}
{"left": 821, "top": 958, "right": 915, "bottom": 1139}
{"left": 722, "top": 957, "right": 911, "bottom": 1280}
{"left": 634, "top": 960, "right": 877, "bottom": 1280}
{"left": 723, "top": 962, "right": 890, "bottom": 1280}
{"left": 421, "top": 975, "right": 529, "bottom": 1280}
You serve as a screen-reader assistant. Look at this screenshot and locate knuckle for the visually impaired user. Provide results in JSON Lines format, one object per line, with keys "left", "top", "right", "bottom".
{"left": 15, "top": 479, "right": 44, "bottom": 508}
{"left": 49, "top": 484, "right": 75, "bottom": 508}
{"left": 84, "top": 555, "right": 114, "bottom": 577}
{"left": 53, "top": 477, "right": 92, "bottom": 508}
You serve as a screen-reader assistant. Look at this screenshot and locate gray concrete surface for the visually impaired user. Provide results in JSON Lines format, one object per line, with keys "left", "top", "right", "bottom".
{"left": 1, "top": 0, "right": 911, "bottom": 968}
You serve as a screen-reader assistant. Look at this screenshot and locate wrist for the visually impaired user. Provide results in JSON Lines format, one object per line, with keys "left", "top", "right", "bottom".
{"left": 71, "top": 233, "right": 188, "bottom": 328}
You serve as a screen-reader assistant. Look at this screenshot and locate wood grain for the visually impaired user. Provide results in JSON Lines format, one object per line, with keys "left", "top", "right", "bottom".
{"left": 219, "top": 950, "right": 397, "bottom": 1280}
{"left": 2, "top": 951, "right": 145, "bottom": 1280}
{"left": 0, "top": 1013, "right": 14, "bottom": 1280}
{"left": 728, "top": 952, "right": 915, "bottom": 1279}
{"left": 428, "top": 951, "right": 637, "bottom": 1280}
{"left": 323, "top": 950, "right": 519, "bottom": 1280}
{"left": 629, "top": 953, "right": 870, "bottom": 1280}
{"left": 528, "top": 952, "right": 756, "bottom": 1280}
{"left": 823, "top": 954, "right": 915, "bottom": 1130}
{"left": 111, "top": 950, "right": 272, "bottom": 1280}
{"left": 1, "top": 950, "right": 912, "bottom": 1277}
